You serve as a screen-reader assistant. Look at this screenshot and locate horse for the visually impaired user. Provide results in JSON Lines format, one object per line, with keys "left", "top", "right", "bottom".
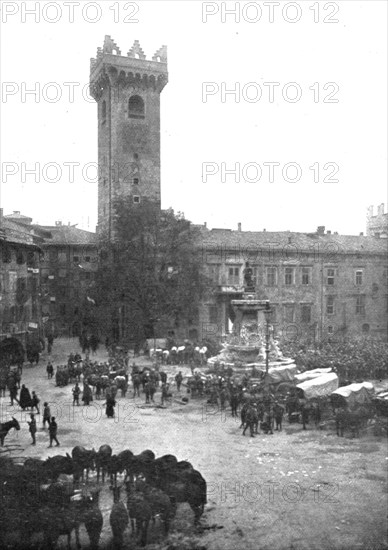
{"left": 0, "top": 417, "right": 20, "bottom": 446}
{"left": 335, "top": 405, "right": 374, "bottom": 438}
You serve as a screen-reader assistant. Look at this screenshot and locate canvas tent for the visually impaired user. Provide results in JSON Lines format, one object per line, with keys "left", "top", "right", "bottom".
{"left": 267, "top": 363, "right": 299, "bottom": 384}
{"left": 296, "top": 372, "right": 339, "bottom": 400}
{"left": 331, "top": 382, "right": 375, "bottom": 409}
{"left": 294, "top": 368, "right": 333, "bottom": 383}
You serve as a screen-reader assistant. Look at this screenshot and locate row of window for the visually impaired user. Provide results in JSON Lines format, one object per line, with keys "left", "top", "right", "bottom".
{"left": 1, "top": 247, "right": 38, "bottom": 265}
{"left": 1, "top": 303, "right": 38, "bottom": 322}
{"left": 43, "top": 252, "right": 95, "bottom": 263}
{"left": 208, "top": 265, "right": 386, "bottom": 287}
{"left": 0, "top": 273, "right": 38, "bottom": 293}
{"left": 42, "top": 303, "right": 82, "bottom": 317}
{"left": 208, "top": 296, "right": 372, "bottom": 324}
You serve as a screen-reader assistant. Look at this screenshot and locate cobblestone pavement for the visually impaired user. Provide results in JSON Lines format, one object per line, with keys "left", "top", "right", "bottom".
{"left": 1, "top": 338, "right": 387, "bottom": 550}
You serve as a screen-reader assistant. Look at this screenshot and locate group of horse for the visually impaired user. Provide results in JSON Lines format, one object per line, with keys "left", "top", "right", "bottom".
{"left": 150, "top": 344, "right": 209, "bottom": 367}
{"left": 53, "top": 354, "right": 129, "bottom": 399}
{"left": 0, "top": 445, "right": 207, "bottom": 548}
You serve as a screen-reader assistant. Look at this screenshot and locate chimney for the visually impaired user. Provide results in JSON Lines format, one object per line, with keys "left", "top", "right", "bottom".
{"left": 13, "top": 211, "right": 20, "bottom": 215}
{"left": 327, "top": 230, "right": 331, "bottom": 235}
{"left": 317, "top": 226, "right": 325, "bottom": 235}
{"left": 204, "top": 222, "right": 207, "bottom": 228}
{"left": 55, "top": 221, "right": 62, "bottom": 226}
{"left": 237, "top": 222, "right": 242, "bottom": 232}
{"left": 367, "top": 205, "right": 374, "bottom": 218}
{"left": 263, "top": 228, "right": 266, "bottom": 232}
{"left": 334, "top": 232, "right": 338, "bottom": 235}
{"left": 378, "top": 203, "right": 385, "bottom": 216}
{"left": 359, "top": 232, "right": 364, "bottom": 236}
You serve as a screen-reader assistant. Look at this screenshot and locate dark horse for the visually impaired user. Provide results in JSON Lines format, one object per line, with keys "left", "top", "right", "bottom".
{"left": 0, "top": 417, "right": 20, "bottom": 445}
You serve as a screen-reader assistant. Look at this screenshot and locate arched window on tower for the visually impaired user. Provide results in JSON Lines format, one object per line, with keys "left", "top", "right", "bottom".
{"left": 101, "top": 100, "right": 107, "bottom": 123}
{"left": 128, "top": 95, "right": 145, "bottom": 119}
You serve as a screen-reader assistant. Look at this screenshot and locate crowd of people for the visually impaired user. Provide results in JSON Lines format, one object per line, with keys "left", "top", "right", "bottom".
{"left": 282, "top": 337, "right": 388, "bottom": 383}
{"left": 1, "top": 333, "right": 386, "bottom": 452}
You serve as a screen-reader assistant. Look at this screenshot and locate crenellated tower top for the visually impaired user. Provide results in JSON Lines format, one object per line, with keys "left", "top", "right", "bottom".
{"left": 90, "top": 36, "right": 168, "bottom": 101}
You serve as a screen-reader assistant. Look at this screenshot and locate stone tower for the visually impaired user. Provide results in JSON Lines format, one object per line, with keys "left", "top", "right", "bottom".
{"left": 90, "top": 36, "right": 168, "bottom": 238}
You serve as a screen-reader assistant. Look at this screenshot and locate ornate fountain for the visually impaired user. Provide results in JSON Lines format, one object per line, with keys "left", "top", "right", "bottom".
{"left": 207, "top": 262, "right": 295, "bottom": 372}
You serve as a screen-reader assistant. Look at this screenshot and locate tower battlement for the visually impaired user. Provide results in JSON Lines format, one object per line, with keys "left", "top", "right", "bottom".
{"left": 90, "top": 36, "right": 168, "bottom": 239}
{"left": 366, "top": 203, "right": 388, "bottom": 238}
{"left": 90, "top": 36, "right": 168, "bottom": 101}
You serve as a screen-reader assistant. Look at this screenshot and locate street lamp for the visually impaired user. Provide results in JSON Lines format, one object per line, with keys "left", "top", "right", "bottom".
{"left": 263, "top": 300, "right": 271, "bottom": 383}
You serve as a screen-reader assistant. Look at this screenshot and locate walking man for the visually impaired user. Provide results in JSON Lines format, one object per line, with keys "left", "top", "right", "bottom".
{"left": 48, "top": 417, "right": 60, "bottom": 447}
{"left": 28, "top": 413, "right": 37, "bottom": 445}
{"left": 42, "top": 402, "right": 51, "bottom": 428}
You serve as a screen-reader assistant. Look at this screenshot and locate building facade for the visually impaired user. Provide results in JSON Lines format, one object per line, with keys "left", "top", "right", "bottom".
{"left": 0, "top": 210, "right": 42, "bottom": 346}
{"left": 38, "top": 223, "right": 98, "bottom": 337}
{"left": 196, "top": 225, "right": 388, "bottom": 343}
{"left": 1, "top": 212, "right": 98, "bottom": 342}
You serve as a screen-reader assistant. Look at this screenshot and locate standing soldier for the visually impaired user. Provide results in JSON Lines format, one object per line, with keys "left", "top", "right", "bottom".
{"left": 161, "top": 382, "right": 170, "bottom": 406}
{"left": 175, "top": 371, "right": 183, "bottom": 392}
{"left": 230, "top": 385, "right": 239, "bottom": 418}
{"left": 144, "top": 379, "right": 151, "bottom": 404}
{"left": 149, "top": 379, "right": 156, "bottom": 403}
{"left": 9, "top": 384, "right": 19, "bottom": 407}
{"left": 72, "top": 382, "right": 81, "bottom": 406}
{"left": 42, "top": 402, "right": 51, "bottom": 428}
{"left": 31, "top": 391, "right": 40, "bottom": 414}
{"left": 82, "top": 382, "right": 93, "bottom": 406}
{"left": 132, "top": 373, "right": 141, "bottom": 398}
{"left": 46, "top": 362, "right": 54, "bottom": 379}
{"left": 300, "top": 401, "right": 310, "bottom": 430}
{"left": 48, "top": 417, "right": 60, "bottom": 447}
{"left": 28, "top": 413, "right": 37, "bottom": 445}
{"left": 47, "top": 333, "right": 54, "bottom": 354}
{"left": 15, "top": 367, "right": 22, "bottom": 389}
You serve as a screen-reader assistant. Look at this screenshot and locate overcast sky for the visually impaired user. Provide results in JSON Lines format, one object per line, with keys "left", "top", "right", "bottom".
{"left": 1, "top": 0, "right": 387, "bottom": 234}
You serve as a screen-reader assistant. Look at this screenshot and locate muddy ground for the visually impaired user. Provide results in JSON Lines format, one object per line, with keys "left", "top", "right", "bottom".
{"left": 1, "top": 338, "right": 387, "bottom": 550}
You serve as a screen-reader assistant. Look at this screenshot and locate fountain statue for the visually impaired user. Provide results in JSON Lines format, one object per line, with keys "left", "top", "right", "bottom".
{"left": 207, "top": 272, "right": 294, "bottom": 372}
